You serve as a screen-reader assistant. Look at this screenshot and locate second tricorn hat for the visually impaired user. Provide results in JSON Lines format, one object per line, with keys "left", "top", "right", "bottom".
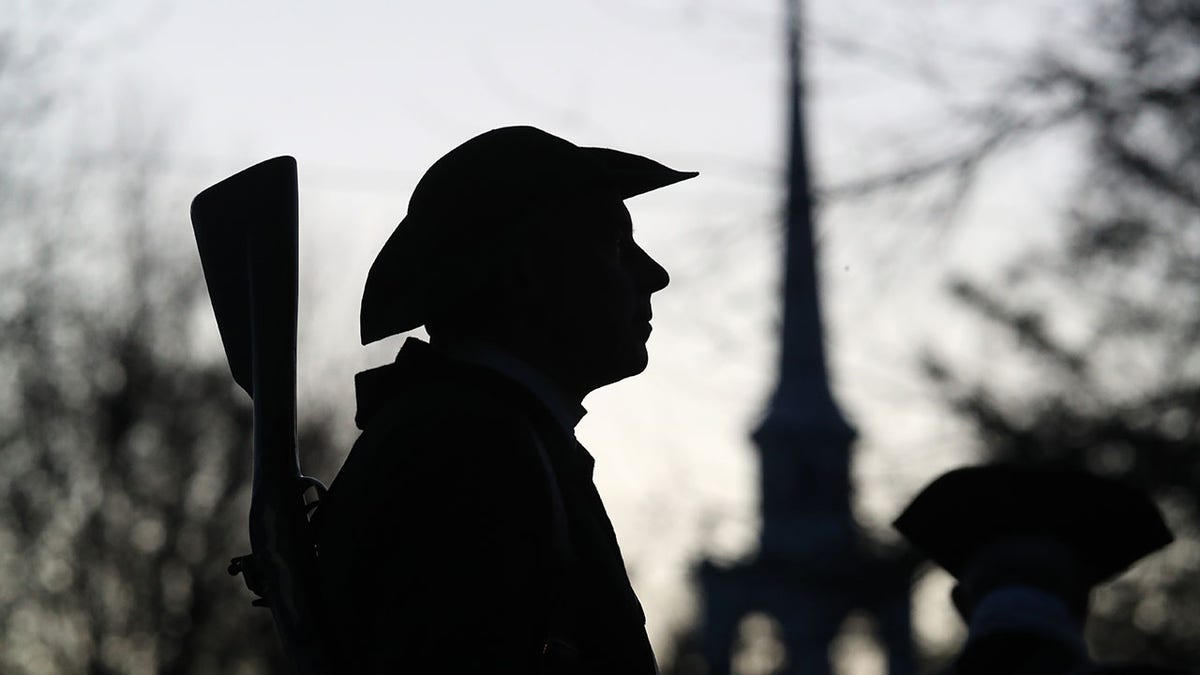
{"left": 893, "top": 464, "right": 1174, "bottom": 588}
{"left": 360, "top": 126, "right": 697, "bottom": 345}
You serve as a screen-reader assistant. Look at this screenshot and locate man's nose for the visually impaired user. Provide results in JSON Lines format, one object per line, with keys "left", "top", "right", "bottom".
{"left": 636, "top": 247, "right": 670, "bottom": 293}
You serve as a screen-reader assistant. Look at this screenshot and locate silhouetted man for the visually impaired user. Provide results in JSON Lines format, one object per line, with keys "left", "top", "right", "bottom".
{"left": 313, "top": 126, "right": 696, "bottom": 673}
{"left": 895, "top": 465, "right": 1183, "bottom": 675}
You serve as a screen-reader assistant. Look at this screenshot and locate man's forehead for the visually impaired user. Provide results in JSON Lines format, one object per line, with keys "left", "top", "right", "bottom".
{"left": 590, "top": 195, "right": 633, "bottom": 229}
{"left": 536, "top": 186, "right": 631, "bottom": 231}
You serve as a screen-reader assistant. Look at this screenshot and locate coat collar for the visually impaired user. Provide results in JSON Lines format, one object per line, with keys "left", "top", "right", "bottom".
{"left": 354, "top": 338, "right": 583, "bottom": 433}
{"left": 436, "top": 337, "right": 586, "bottom": 438}
{"left": 354, "top": 338, "right": 600, "bottom": 482}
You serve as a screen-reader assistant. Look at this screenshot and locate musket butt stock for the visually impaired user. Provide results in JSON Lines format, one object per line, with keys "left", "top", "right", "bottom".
{"left": 192, "top": 156, "right": 334, "bottom": 674}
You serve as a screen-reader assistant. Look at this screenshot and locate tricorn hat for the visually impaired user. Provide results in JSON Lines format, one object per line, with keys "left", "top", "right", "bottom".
{"left": 893, "top": 464, "right": 1174, "bottom": 588}
{"left": 360, "top": 126, "right": 697, "bottom": 345}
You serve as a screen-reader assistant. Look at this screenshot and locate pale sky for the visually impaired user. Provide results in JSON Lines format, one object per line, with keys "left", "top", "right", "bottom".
{"left": 43, "top": 0, "right": 1088, "bottom": 662}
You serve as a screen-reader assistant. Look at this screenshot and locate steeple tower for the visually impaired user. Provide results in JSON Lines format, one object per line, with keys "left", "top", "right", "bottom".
{"left": 754, "top": 0, "right": 856, "bottom": 562}
{"left": 689, "top": 3, "right": 914, "bottom": 673}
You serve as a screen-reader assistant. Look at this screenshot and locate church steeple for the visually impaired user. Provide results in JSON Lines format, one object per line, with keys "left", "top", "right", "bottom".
{"left": 688, "top": 3, "right": 914, "bottom": 673}
{"left": 753, "top": 0, "right": 855, "bottom": 560}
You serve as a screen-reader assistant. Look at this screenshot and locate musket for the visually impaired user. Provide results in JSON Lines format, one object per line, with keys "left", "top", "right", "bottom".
{"left": 191, "top": 157, "right": 332, "bottom": 673}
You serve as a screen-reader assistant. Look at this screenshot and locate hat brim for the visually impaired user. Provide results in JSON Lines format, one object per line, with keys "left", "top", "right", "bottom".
{"left": 893, "top": 464, "right": 1173, "bottom": 586}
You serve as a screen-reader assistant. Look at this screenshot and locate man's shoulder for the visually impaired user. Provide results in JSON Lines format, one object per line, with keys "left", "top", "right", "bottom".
{"left": 336, "top": 364, "right": 546, "bottom": 493}
{"left": 315, "top": 364, "right": 548, "bottom": 538}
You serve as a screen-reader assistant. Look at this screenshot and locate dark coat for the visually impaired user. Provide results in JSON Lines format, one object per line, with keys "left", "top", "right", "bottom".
{"left": 314, "top": 339, "right": 657, "bottom": 674}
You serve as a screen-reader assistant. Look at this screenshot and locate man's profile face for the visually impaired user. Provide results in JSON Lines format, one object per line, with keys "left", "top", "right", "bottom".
{"left": 528, "top": 188, "right": 670, "bottom": 393}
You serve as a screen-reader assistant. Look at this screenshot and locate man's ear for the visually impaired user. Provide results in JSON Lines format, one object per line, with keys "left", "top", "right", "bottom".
{"left": 511, "top": 242, "right": 542, "bottom": 290}
{"left": 513, "top": 233, "right": 572, "bottom": 298}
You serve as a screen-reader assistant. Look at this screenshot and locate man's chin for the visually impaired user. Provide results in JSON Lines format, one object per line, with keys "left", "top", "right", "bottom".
{"left": 615, "top": 343, "right": 651, "bottom": 380}
{"left": 588, "top": 344, "right": 649, "bottom": 390}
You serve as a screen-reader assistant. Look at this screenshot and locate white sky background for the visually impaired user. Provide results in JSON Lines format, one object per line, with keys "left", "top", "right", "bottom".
{"left": 47, "top": 0, "right": 1093, "bottom": 663}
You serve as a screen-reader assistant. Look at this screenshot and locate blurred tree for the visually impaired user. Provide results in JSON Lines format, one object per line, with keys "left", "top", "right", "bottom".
{"left": 881, "top": 0, "right": 1200, "bottom": 668}
{"left": 0, "top": 8, "right": 335, "bottom": 675}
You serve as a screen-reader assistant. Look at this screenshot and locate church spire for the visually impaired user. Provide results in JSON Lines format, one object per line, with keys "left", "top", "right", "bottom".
{"left": 753, "top": 0, "right": 855, "bottom": 559}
